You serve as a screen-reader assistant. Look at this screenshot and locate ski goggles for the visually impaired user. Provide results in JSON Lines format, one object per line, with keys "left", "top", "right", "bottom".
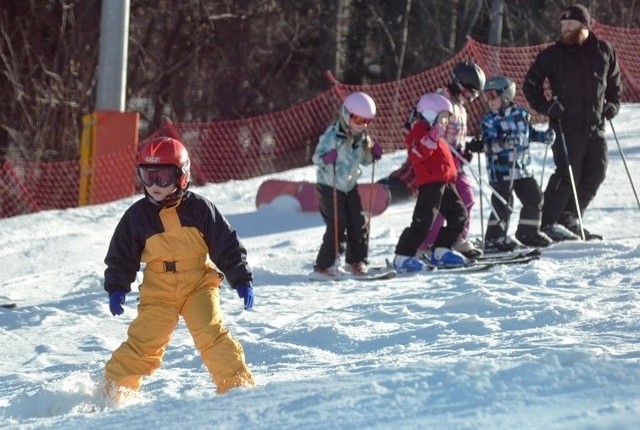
{"left": 484, "top": 90, "right": 502, "bottom": 101}
{"left": 350, "top": 113, "right": 372, "bottom": 126}
{"left": 137, "top": 165, "right": 178, "bottom": 187}
{"left": 460, "top": 87, "right": 480, "bottom": 102}
{"left": 454, "top": 79, "right": 479, "bottom": 102}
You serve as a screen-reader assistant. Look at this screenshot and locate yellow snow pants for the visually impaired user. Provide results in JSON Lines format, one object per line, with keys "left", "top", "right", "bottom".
{"left": 104, "top": 264, "right": 254, "bottom": 395}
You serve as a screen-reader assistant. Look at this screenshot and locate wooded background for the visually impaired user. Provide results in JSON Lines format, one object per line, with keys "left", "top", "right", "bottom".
{"left": 1, "top": 0, "right": 638, "bottom": 163}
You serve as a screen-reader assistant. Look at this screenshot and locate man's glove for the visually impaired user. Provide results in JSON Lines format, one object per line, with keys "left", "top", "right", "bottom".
{"left": 466, "top": 137, "right": 484, "bottom": 153}
{"left": 322, "top": 149, "right": 338, "bottom": 165}
{"left": 547, "top": 99, "right": 565, "bottom": 119}
{"left": 371, "top": 143, "right": 383, "bottom": 160}
{"left": 603, "top": 102, "right": 617, "bottom": 120}
{"left": 236, "top": 284, "right": 254, "bottom": 310}
{"left": 109, "top": 291, "right": 126, "bottom": 316}
{"left": 543, "top": 129, "right": 556, "bottom": 145}
{"left": 462, "top": 148, "right": 473, "bottom": 162}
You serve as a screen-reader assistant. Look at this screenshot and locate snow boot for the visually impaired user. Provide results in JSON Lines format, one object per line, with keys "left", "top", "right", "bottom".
{"left": 542, "top": 223, "right": 580, "bottom": 241}
{"left": 515, "top": 228, "right": 553, "bottom": 248}
{"left": 393, "top": 255, "right": 425, "bottom": 272}
{"left": 345, "top": 262, "right": 369, "bottom": 276}
{"left": 560, "top": 220, "right": 602, "bottom": 240}
{"left": 453, "top": 238, "right": 483, "bottom": 258}
{"left": 312, "top": 264, "right": 343, "bottom": 279}
{"left": 429, "top": 247, "right": 469, "bottom": 267}
{"left": 484, "top": 235, "right": 525, "bottom": 253}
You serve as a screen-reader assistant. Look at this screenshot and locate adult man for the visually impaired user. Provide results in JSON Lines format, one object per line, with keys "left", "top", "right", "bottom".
{"left": 523, "top": 4, "right": 622, "bottom": 240}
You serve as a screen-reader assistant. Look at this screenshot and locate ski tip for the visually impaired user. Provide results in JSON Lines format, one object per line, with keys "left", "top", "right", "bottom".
{"left": 1, "top": 303, "right": 17, "bottom": 309}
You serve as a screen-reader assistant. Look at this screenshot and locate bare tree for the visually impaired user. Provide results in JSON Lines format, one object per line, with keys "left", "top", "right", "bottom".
{"left": 1, "top": 0, "right": 638, "bottom": 164}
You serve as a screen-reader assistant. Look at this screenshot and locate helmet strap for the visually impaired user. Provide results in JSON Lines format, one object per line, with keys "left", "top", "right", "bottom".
{"left": 144, "top": 186, "right": 185, "bottom": 209}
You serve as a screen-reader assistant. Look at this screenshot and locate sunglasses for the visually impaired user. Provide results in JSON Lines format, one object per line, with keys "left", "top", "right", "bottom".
{"left": 138, "top": 165, "right": 178, "bottom": 187}
{"left": 350, "top": 114, "right": 371, "bottom": 126}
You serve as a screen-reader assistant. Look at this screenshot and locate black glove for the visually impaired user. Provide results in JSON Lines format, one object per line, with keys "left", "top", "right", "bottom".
{"left": 603, "top": 102, "right": 617, "bottom": 120}
{"left": 466, "top": 137, "right": 484, "bottom": 153}
{"left": 462, "top": 148, "right": 473, "bottom": 162}
{"left": 547, "top": 100, "right": 565, "bottom": 119}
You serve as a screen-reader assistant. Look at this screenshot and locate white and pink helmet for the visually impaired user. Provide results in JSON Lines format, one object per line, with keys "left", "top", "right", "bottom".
{"left": 416, "top": 93, "right": 454, "bottom": 125}
{"left": 340, "top": 92, "right": 376, "bottom": 130}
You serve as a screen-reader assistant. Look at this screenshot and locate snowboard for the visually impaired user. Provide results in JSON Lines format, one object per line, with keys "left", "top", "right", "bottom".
{"left": 256, "top": 179, "right": 391, "bottom": 216}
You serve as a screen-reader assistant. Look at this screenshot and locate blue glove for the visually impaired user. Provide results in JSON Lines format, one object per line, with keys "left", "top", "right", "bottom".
{"left": 322, "top": 149, "right": 338, "bottom": 165}
{"left": 371, "top": 143, "right": 383, "bottom": 160}
{"left": 236, "top": 284, "right": 254, "bottom": 310}
{"left": 543, "top": 129, "right": 556, "bottom": 145}
{"left": 109, "top": 291, "right": 126, "bottom": 316}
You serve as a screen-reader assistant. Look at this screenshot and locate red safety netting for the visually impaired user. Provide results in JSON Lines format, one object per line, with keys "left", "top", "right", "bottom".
{"left": 2, "top": 24, "right": 639, "bottom": 219}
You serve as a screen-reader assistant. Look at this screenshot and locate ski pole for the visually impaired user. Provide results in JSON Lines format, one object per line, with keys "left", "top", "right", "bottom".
{"left": 540, "top": 140, "right": 550, "bottom": 189}
{"left": 501, "top": 144, "right": 518, "bottom": 241}
{"left": 449, "top": 144, "right": 505, "bottom": 219}
{"left": 332, "top": 162, "right": 340, "bottom": 265}
{"left": 557, "top": 118, "right": 585, "bottom": 240}
{"left": 609, "top": 119, "right": 640, "bottom": 211}
{"left": 365, "top": 159, "right": 376, "bottom": 256}
{"left": 477, "top": 148, "right": 484, "bottom": 251}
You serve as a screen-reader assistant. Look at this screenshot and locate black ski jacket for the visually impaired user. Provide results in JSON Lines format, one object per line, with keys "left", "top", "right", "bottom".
{"left": 523, "top": 32, "right": 622, "bottom": 131}
{"left": 104, "top": 191, "right": 252, "bottom": 294}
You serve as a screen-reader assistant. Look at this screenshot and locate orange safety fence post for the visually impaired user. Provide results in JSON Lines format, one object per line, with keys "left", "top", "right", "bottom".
{"left": 89, "top": 111, "right": 140, "bottom": 205}
{"left": 78, "top": 113, "right": 96, "bottom": 206}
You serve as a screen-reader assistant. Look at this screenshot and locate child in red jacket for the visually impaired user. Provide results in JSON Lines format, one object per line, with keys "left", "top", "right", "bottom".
{"left": 392, "top": 93, "right": 470, "bottom": 271}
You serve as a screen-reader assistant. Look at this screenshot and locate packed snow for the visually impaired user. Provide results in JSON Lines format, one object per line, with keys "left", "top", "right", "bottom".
{"left": 1, "top": 105, "right": 640, "bottom": 429}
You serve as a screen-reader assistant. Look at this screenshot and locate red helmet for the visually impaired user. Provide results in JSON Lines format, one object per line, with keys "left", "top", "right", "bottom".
{"left": 137, "top": 137, "right": 191, "bottom": 190}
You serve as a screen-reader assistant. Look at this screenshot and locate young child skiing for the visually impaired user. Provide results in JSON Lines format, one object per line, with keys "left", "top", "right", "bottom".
{"left": 420, "top": 61, "right": 486, "bottom": 258}
{"left": 380, "top": 61, "right": 486, "bottom": 258}
{"left": 311, "top": 91, "right": 383, "bottom": 278}
{"left": 475, "top": 75, "right": 555, "bottom": 252}
{"left": 393, "top": 93, "right": 469, "bottom": 271}
{"left": 103, "top": 136, "right": 255, "bottom": 403}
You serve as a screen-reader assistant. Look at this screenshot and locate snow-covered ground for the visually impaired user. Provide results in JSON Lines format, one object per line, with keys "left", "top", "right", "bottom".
{"left": 1, "top": 105, "right": 640, "bottom": 429}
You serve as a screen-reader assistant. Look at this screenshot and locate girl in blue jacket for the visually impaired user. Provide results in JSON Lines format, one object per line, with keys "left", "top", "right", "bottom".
{"left": 311, "top": 92, "right": 383, "bottom": 278}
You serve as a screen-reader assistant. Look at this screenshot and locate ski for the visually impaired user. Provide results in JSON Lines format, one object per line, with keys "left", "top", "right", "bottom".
{"left": 475, "top": 248, "right": 540, "bottom": 260}
{"left": 476, "top": 254, "right": 539, "bottom": 265}
{"left": 421, "top": 262, "right": 495, "bottom": 274}
{"left": 474, "top": 248, "right": 541, "bottom": 263}
{"left": 1, "top": 303, "right": 17, "bottom": 309}
{"left": 309, "top": 266, "right": 396, "bottom": 282}
{"left": 390, "top": 259, "right": 496, "bottom": 275}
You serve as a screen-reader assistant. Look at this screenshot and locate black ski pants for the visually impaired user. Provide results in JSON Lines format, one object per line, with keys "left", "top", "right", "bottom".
{"left": 395, "top": 182, "right": 467, "bottom": 257}
{"left": 315, "top": 183, "right": 368, "bottom": 270}
{"left": 485, "top": 177, "right": 544, "bottom": 240}
{"left": 542, "top": 126, "right": 607, "bottom": 226}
